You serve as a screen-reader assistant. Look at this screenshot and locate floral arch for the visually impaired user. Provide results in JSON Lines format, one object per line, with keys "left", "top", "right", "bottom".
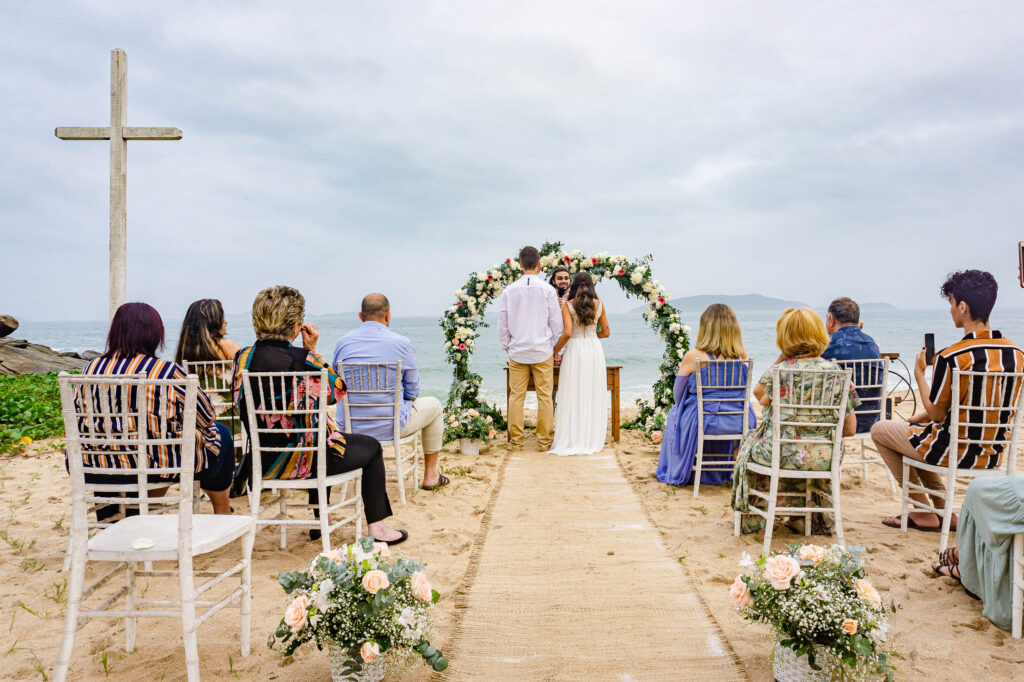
{"left": 440, "top": 242, "right": 692, "bottom": 436}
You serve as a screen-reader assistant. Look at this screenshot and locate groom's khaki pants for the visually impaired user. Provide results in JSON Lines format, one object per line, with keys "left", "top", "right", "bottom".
{"left": 508, "top": 356, "right": 555, "bottom": 449}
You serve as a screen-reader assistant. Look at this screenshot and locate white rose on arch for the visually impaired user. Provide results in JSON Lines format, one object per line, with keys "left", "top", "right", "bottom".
{"left": 630, "top": 269, "right": 645, "bottom": 285}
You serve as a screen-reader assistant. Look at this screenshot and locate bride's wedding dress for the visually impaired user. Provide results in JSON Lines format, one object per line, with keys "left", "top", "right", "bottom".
{"left": 549, "top": 302, "right": 607, "bottom": 455}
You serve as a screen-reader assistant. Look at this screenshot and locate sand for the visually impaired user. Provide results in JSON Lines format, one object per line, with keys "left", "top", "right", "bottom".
{"left": 1, "top": 402, "right": 1022, "bottom": 680}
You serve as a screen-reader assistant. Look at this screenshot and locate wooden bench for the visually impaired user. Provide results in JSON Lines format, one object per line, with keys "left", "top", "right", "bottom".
{"left": 503, "top": 365, "right": 622, "bottom": 442}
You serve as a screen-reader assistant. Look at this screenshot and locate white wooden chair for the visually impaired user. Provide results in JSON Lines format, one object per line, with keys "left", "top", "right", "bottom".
{"left": 692, "top": 358, "right": 754, "bottom": 498}
{"left": 338, "top": 361, "right": 422, "bottom": 504}
{"left": 1013, "top": 531, "right": 1024, "bottom": 638}
{"left": 734, "top": 365, "right": 853, "bottom": 557}
{"left": 55, "top": 372, "right": 254, "bottom": 682}
{"left": 901, "top": 368, "right": 1024, "bottom": 552}
{"left": 240, "top": 369, "right": 363, "bottom": 552}
{"left": 835, "top": 357, "right": 897, "bottom": 494}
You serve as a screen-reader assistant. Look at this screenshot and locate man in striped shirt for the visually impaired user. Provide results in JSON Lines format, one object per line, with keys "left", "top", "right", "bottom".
{"left": 873, "top": 270, "right": 1023, "bottom": 531}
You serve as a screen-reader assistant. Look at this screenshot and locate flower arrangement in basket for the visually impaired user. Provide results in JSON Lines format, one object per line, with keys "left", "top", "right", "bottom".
{"left": 443, "top": 407, "right": 497, "bottom": 454}
{"left": 270, "top": 537, "right": 447, "bottom": 680}
{"left": 729, "top": 544, "right": 900, "bottom": 681}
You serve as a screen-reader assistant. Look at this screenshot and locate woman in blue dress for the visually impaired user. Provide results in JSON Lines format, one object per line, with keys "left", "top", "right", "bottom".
{"left": 656, "top": 304, "right": 756, "bottom": 487}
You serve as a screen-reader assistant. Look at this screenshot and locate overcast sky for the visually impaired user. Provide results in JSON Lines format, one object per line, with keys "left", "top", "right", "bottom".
{"left": 2, "top": 1, "right": 1023, "bottom": 321}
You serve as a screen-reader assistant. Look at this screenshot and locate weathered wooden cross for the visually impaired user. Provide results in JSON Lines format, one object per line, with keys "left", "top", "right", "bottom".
{"left": 55, "top": 49, "right": 182, "bottom": 322}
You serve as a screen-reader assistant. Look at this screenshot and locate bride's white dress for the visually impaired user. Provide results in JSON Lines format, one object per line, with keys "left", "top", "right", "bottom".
{"left": 550, "top": 302, "right": 608, "bottom": 455}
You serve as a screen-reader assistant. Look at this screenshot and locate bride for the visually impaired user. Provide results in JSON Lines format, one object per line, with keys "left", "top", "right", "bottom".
{"left": 549, "top": 272, "right": 611, "bottom": 455}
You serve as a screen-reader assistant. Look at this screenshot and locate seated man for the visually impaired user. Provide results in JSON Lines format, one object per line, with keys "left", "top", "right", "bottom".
{"left": 822, "top": 297, "right": 883, "bottom": 434}
{"left": 332, "top": 293, "right": 447, "bottom": 490}
{"left": 873, "top": 270, "right": 1023, "bottom": 531}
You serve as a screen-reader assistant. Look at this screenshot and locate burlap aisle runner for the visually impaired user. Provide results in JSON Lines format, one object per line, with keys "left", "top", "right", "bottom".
{"left": 442, "top": 448, "right": 745, "bottom": 680}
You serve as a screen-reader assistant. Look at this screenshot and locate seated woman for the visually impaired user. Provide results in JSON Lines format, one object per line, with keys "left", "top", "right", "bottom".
{"left": 656, "top": 303, "right": 756, "bottom": 486}
{"left": 74, "top": 302, "right": 234, "bottom": 517}
{"left": 174, "top": 298, "right": 242, "bottom": 366}
{"left": 230, "top": 285, "right": 407, "bottom": 545}
{"left": 731, "top": 307, "right": 858, "bottom": 536}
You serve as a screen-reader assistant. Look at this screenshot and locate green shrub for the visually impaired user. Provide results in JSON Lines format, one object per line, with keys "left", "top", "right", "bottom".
{"left": 0, "top": 373, "right": 65, "bottom": 453}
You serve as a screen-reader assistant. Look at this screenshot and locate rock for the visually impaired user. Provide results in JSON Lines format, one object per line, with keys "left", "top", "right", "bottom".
{"left": 81, "top": 350, "right": 102, "bottom": 361}
{"left": 0, "top": 338, "right": 88, "bottom": 374}
{"left": 0, "top": 315, "right": 17, "bottom": 338}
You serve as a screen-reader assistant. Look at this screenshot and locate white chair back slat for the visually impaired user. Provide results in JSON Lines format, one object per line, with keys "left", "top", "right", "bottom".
{"left": 692, "top": 358, "right": 754, "bottom": 498}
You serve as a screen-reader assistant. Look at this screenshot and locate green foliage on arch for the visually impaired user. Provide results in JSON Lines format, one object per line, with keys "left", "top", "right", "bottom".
{"left": 438, "top": 242, "right": 691, "bottom": 437}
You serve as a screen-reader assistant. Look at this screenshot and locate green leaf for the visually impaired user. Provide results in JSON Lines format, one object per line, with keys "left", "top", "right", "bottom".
{"left": 431, "top": 589, "right": 440, "bottom": 604}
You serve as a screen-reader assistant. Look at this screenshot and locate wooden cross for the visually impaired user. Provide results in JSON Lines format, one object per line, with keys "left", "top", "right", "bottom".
{"left": 55, "top": 49, "right": 182, "bottom": 322}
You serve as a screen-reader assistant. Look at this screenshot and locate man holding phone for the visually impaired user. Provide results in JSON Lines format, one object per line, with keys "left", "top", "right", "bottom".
{"left": 872, "top": 270, "right": 1023, "bottom": 532}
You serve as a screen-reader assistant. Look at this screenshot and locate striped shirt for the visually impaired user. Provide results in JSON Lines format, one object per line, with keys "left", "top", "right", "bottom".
{"left": 908, "top": 330, "right": 1024, "bottom": 468}
{"left": 75, "top": 354, "right": 221, "bottom": 475}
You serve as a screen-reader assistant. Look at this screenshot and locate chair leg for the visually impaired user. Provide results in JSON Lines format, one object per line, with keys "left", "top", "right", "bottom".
{"left": 733, "top": 511, "right": 741, "bottom": 537}
{"left": 763, "top": 474, "right": 780, "bottom": 557}
{"left": 279, "top": 492, "right": 288, "bottom": 550}
{"left": 240, "top": 528, "right": 254, "bottom": 657}
{"left": 319, "top": 483, "right": 331, "bottom": 554}
{"left": 1013, "top": 534, "right": 1023, "bottom": 639}
{"left": 179, "top": 553, "right": 200, "bottom": 682}
{"left": 693, "top": 435, "right": 704, "bottom": 499}
{"left": 125, "top": 562, "right": 137, "bottom": 652}
{"left": 833, "top": 474, "right": 845, "bottom": 548}
{"left": 939, "top": 474, "right": 956, "bottom": 554}
{"left": 395, "top": 443, "right": 406, "bottom": 505}
{"left": 804, "top": 481, "right": 811, "bottom": 536}
{"left": 54, "top": 540, "right": 87, "bottom": 682}
{"left": 355, "top": 476, "right": 364, "bottom": 539}
{"left": 900, "top": 460, "right": 911, "bottom": 532}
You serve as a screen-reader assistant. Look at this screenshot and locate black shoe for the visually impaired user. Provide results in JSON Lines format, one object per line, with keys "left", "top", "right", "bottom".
{"left": 309, "top": 529, "right": 322, "bottom": 542}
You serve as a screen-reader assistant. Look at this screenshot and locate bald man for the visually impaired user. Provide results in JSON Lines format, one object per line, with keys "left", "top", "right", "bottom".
{"left": 332, "top": 294, "right": 447, "bottom": 491}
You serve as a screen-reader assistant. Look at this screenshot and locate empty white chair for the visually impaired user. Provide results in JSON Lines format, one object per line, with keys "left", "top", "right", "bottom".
{"left": 901, "top": 368, "right": 1024, "bottom": 552}
{"left": 734, "top": 365, "right": 853, "bottom": 557}
{"left": 55, "top": 372, "right": 254, "bottom": 682}
{"left": 692, "top": 358, "right": 754, "bottom": 498}
{"left": 835, "top": 357, "right": 897, "bottom": 494}
{"left": 338, "top": 361, "right": 422, "bottom": 504}
{"left": 240, "top": 368, "right": 363, "bottom": 552}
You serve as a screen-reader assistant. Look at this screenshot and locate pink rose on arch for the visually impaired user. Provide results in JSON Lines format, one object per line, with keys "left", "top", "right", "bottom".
{"left": 764, "top": 555, "right": 801, "bottom": 590}
{"left": 729, "top": 575, "right": 754, "bottom": 608}
{"left": 467, "top": 408, "right": 480, "bottom": 417}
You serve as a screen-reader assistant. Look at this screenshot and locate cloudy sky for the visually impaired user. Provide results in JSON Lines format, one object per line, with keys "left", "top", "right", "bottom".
{"left": 2, "top": 1, "right": 1023, "bottom": 321}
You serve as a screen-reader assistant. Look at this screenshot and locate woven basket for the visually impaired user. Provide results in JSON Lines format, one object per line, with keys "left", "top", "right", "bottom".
{"left": 328, "top": 643, "right": 386, "bottom": 682}
{"left": 772, "top": 641, "right": 829, "bottom": 682}
{"left": 459, "top": 439, "right": 481, "bottom": 456}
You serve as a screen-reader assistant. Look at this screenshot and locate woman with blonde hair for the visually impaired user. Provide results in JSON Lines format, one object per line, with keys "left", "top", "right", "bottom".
{"left": 731, "top": 307, "right": 859, "bottom": 536}
{"left": 656, "top": 304, "right": 757, "bottom": 486}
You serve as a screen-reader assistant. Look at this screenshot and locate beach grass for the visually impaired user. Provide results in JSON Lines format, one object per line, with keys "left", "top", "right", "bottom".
{"left": 0, "top": 373, "right": 64, "bottom": 454}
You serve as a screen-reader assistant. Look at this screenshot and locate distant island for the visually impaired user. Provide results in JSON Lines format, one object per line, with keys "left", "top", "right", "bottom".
{"left": 633, "top": 293, "right": 810, "bottom": 313}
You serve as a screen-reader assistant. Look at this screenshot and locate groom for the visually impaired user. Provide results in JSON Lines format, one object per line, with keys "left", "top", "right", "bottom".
{"left": 498, "top": 245, "right": 563, "bottom": 451}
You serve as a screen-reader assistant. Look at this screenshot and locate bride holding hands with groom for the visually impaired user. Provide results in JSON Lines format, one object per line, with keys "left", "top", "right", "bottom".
{"left": 498, "top": 245, "right": 612, "bottom": 455}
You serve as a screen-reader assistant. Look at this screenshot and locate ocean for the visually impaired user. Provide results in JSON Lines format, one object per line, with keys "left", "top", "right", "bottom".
{"left": 15, "top": 306, "right": 1024, "bottom": 409}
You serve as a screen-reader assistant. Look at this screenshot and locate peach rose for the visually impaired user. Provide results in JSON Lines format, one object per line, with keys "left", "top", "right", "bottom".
{"left": 854, "top": 578, "right": 882, "bottom": 608}
{"left": 764, "top": 555, "right": 801, "bottom": 590}
{"left": 362, "top": 570, "right": 389, "bottom": 594}
{"left": 372, "top": 542, "right": 392, "bottom": 558}
{"left": 318, "top": 547, "right": 345, "bottom": 564}
{"left": 651, "top": 431, "right": 663, "bottom": 444}
{"left": 797, "top": 544, "right": 826, "bottom": 566}
{"left": 841, "top": 619, "right": 858, "bottom": 635}
{"left": 360, "top": 641, "right": 380, "bottom": 662}
{"left": 729, "top": 575, "right": 754, "bottom": 608}
{"left": 283, "top": 595, "right": 309, "bottom": 632}
{"left": 467, "top": 408, "right": 480, "bottom": 417}
{"left": 410, "top": 571, "right": 433, "bottom": 602}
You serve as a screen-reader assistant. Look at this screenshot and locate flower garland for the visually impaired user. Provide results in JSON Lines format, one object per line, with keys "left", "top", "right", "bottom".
{"left": 439, "top": 241, "right": 691, "bottom": 435}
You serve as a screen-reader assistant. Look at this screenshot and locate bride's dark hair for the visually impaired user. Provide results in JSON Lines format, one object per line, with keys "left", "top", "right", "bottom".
{"left": 567, "top": 272, "right": 598, "bottom": 326}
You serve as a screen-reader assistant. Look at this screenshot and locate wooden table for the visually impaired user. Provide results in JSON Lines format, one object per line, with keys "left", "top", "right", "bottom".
{"left": 503, "top": 365, "right": 622, "bottom": 442}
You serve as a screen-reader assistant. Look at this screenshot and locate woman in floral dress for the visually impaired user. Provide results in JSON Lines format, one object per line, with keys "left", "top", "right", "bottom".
{"left": 732, "top": 308, "right": 859, "bottom": 535}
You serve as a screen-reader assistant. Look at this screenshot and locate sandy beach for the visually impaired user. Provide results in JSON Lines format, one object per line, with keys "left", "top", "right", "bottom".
{"left": 2, "top": 403, "right": 1022, "bottom": 680}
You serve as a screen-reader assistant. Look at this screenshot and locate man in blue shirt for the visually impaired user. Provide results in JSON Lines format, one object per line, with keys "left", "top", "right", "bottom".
{"left": 822, "top": 297, "right": 883, "bottom": 434}
{"left": 332, "top": 294, "right": 447, "bottom": 490}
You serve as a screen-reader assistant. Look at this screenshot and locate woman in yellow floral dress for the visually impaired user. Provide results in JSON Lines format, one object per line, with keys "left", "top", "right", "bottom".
{"left": 732, "top": 308, "right": 859, "bottom": 535}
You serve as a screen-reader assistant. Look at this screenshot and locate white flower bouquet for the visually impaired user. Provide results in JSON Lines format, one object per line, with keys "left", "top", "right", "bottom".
{"left": 443, "top": 407, "right": 497, "bottom": 445}
{"left": 730, "top": 544, "right": 899, "bottom": 681}
{"left": 270, "top": 538, "right": 447, "bottom": 676}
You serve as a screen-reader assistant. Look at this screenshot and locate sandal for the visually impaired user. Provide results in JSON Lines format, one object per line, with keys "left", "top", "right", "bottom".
{"left": 933, "top": 563, "right": 981, "bottom": 600}
{"left": 938, "top": 547, "right": 959, "bottom": 567}
{"left": 881, "top": 516, "right": 941, "bottom": 533}
{"left": 421, "top": 474, "right": 450, "bottom": 491}
{"left": 376, "top": 529, "right": 409, "bottom": 546}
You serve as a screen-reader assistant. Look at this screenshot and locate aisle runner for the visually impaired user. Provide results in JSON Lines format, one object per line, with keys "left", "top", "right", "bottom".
{"left": 444, "top": 448, "right": 745, "bottom": 680}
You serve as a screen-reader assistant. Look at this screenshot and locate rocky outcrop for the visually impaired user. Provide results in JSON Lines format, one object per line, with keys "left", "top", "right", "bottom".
{"left": 0, "top": 338, "right": 96, "bottom": 374}
{"left": 0, "top": 315, "right": 17, "bottom": 338}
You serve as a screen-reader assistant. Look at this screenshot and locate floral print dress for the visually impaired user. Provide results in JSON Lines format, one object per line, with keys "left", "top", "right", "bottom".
{"left": 731, "top": 358, "right": 859, "bottom": 535}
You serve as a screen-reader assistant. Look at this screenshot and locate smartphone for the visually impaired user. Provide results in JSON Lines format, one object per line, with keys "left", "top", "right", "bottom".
{"left": 1019, "top": 240, "right": 1024, "bottom": 288}
{"left": 885, "top": 397, "right": 893, "bottom": 420}
{"left": 924, "top": 333, "right": 935, "bottom": 366}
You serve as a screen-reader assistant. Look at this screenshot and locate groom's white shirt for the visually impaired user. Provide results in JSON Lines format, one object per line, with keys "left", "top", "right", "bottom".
{"left": 497, "top": 274, "right": 564, "bottom": 364}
